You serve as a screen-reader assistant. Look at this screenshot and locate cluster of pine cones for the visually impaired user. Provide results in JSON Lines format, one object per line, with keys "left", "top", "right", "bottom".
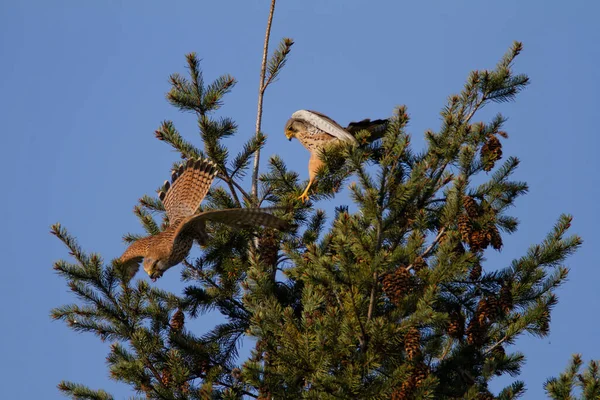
{"left": 466, "top": 287, "right": 513, "bottom": 346}
{"left": 391, "top": 360, "right": 429, "bottom": 400}
{"left": 458, "top": 196, "right": 502, "bottom": 252}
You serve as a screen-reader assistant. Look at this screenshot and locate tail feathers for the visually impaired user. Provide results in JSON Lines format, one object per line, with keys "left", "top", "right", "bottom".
{"left": 346, "top": 118, "right": 390, "bottom": 141}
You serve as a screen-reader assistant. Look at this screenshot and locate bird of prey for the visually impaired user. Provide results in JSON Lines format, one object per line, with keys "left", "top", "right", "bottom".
{"left": 119, "top": 158, "right": 288, "bottom": 281}
{"left": 284, "top": 110, "right": 389, "bottom": 202}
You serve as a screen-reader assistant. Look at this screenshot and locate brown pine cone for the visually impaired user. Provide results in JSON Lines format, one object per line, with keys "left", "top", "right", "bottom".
{"left": 404, "top": 327, "right": 421, "bottom": 360}
{"left": 413, "top": 362, "right": 429, "bottom": 387}
{"left": 382, "top": 267, "right": 413, "bottom": 304}
{"left": 458, "top": 215, "right": 473, "bottom": 242}
{"left": 470, "top": 263, "right": 482, "bottom": 280}
{"left": 391, "top": 380, "right": 414, "bottom": 400}
{"left": 466, "top": 318, "right": 487, "bottom": 346}
{"left": 161, "top": 369, "right": 172, "bottom": 386}
{"left": 448, "top": 311, "right": 465, "bottom": 339}
{"left": 170, "top": 309, "right": 185, "bottom": 332}
{"left": 499, "top": 283, "right": 513, "bottom": 313}
{"left": 488, "top": 225, "right": 503, "bottom": 250}
{"left": 481, "top": 134, "right": 503, "bottom": 172}
{"left": 463, "top": 196, "right": 481, "bottom": 218}
{"left": 412, "top": 256, "right": 427, "bottom": 273}
{"left": 469, "top": 230, "right": 489, "bottom": 252}
{"left": 492, "top": 345, "right": 506, "bottom": 359}
{"left": 258, "top": 229, "right": 280, "bottom": 268}
{"left": 477, "top": 296, "right": 499, "bottom": 325}
{"left": 477, "top": 390, "right": 495, "bottom": 400}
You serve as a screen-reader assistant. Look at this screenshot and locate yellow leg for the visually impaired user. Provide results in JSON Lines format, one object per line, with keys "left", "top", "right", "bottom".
{"left": 298, "top": 153, "right": 322, "bottom": 203}
{"left": 298, "top": 177, "right": 315, "bottom": 202}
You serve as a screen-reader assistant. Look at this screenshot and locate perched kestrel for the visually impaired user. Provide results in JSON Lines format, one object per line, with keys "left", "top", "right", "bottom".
{"left": 284, "top": 110, "right": 389, "bottom": 202}
{"left": 119, "top": 158, "right": 288, "bottom": 281}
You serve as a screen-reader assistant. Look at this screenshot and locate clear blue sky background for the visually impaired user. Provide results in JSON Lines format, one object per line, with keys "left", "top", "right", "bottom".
{"left": 1, "top": 1, "right": 598, "bottom": 398}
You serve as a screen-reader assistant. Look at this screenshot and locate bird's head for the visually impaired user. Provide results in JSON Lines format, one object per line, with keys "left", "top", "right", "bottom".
{"left": 284, "top": 118, "right": 304, "bottom": 141}
{"left": 143, "top": 257, "right": 170, "bottom": 282}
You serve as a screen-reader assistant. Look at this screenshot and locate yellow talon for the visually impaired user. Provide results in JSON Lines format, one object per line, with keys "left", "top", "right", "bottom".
{"left": 298, "top": 192, "right": 310, "bottom": 203}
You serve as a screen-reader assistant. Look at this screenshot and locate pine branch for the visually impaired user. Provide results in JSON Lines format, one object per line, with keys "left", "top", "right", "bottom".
{"left": 155, "top": 120, "right": 203, "bottom": 159}
{"left": 57, "top": 381, "right": 114, "bottom": 400}
{"left": 264, "top": 38, "right": 294, "bottom": 89}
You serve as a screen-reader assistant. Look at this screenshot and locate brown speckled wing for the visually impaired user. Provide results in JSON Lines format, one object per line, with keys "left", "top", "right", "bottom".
{"left": 119, "top": 235, "right": 153, "bottom": 277}
{"left": 175, "top": 208, "right": 289, "bottom": 242}
{"left": 159, "top": 158, "right": 218, "bottom": 223}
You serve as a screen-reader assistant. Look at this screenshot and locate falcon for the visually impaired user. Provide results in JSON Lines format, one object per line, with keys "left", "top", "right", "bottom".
{"left": 119, "top": 158, "right": 288, "bottom": 281}
{"left": 284, "top": 110, "right": 389, "bottom": 202}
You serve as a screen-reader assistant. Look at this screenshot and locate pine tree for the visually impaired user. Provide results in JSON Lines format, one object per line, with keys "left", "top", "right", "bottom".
{"left": 545, "top": 355, "right": 600, "bottom": 400}
{"left": 50, "top": 28, "right": 584, "bottom": 400}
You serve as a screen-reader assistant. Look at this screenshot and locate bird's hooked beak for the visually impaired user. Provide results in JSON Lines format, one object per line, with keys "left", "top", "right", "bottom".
{"left": 284, "top": 119, "right": 295, "bottom": 141}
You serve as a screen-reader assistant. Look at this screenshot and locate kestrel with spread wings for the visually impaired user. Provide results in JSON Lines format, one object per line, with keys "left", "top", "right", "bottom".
{"left": 284, "top": 110, "right": 389, "bottom": 202}
{"left": 119, "top": 158, "right": 288, "bottom": 281}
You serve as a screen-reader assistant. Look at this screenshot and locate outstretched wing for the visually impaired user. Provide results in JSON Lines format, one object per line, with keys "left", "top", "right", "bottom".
{"left": 118, "top": 235, "right": 153, "bottom": 278}
{"left": 174, "top": 207, "right": 289, "bottom": 244}
{"left": 158, "top": 158, "right": 219, "bottom": 223}
{"left": 291, "top": 110, "right": 357, "bottom": 144}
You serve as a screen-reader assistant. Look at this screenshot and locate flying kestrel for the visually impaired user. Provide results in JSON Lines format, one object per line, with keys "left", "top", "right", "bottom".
{"left": 284, "top": 110, "right": 389, "bottom": 202}
{"left": 119, "top": 158, "right": 288, "bottom": 281}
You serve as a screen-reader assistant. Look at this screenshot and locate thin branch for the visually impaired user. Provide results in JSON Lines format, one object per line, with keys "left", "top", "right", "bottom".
{"left": 251, "top": 0, "right": 277, "bottom": 204}
{"left": 405, "top": 227, "right": 446, "bottom": 272}
{"left": 465, "top": 94, "right": 486, "bottom": 124}
{"left": 484, "top": 335, "right": 509, "bottom": 356}
{"left": 217, "top": 173, "right": 242, "bottom": 207}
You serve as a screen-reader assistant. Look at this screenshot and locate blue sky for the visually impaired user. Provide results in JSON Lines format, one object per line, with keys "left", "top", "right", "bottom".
{"left": 1, "top": 1, "right": 599, "bottom": 398}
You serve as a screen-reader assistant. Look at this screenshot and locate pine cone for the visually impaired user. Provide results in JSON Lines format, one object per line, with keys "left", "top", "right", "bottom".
{"left": 466, "top": 319, "right": 486, "bottom": 346}
{"left": 231, "top": 367, "right": 242, "bottom": 380}
{"left": 412, "top": 256, "right": 427, "bottom": 273}
{"left": 499, "top": 284, "right": 513, "bottom": 314}
{"left": 161, "top": 369, "right": 172, "bottom": 386}
{"left": 382, "top": 267, "right": 413, "bottom": 304}
{"left": 469, "top": 230, "right": 489, "bottom": 252}
{"left": 258, "top": 229, "right": 280, "bottom": 268}
{"left": 477, "top": 391, "right": 495, "bottom": 400}
{"left": 488, "top": 225, "right": 503, "bottom": 250}
{"left": 492, "top": 345, "right": 506, "bottom": 359}
{"left": 477, "top": 296, "right": 499, "bottom": 325}
{"left": 463, "top": 196, "right": 481, "bottom": 218}
{"left": 448, "top": 311, "right": 465, "bottom": 339}
{"left": 458, "top": 215, "right": 472, "bottom": 242}
{"left": 140, "top": 383, "right": 152, "bottom": 394}
{"left": 391, "top": 380, "right": 414, "bottom": 400}
{"left": 413, "top": 362, "right": 429, "bottom": 387}
{"left": 470, "top": 263, "right": 482, "bottom": 280}
{"left": 181, "top": 381, "right": 190, "bottom": 394}
{"left": 170, "top": 309, "right": 185, "bottom": 332}
{"left": 481, "top": 134, "right": 503, "bottom": 172}
{"left": 404, "top": 327, "right": 421, "bottom": 360}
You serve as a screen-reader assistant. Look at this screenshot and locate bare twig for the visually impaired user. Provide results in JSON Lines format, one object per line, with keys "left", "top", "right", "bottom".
{"left": 251, "top": 0, "right": 277, "bottom": 204}
{"left": 484, "top": 335, "right": 509, "bottom": 356}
